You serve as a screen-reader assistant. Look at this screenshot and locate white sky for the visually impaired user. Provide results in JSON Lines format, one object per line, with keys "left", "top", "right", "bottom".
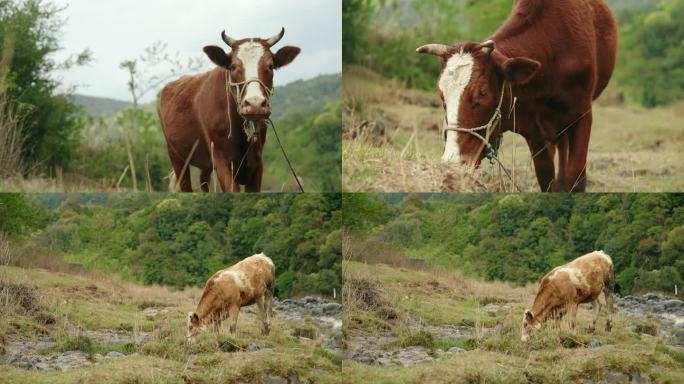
{"left": 52, "top": 0, "right": 341, "bottom": 102}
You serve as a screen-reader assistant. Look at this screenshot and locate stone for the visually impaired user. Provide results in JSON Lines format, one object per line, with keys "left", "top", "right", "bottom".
{"left": 484, "top": 304, "right": 500, "bottom": 313}
{"left": 605, "top": 372, "right": 631, "bottom": 384}
{"left": 446, "top": 347, "right": 466, "bottom": 354}
{"left": 246, "top": 343, "right": 259, "bottom": 352}
{"left": 264, "top": 375, "right": 288, "bottom": 384}
{"left": 589, "top": 339, "right": 601, "bottom": 348}
{"left": 34, "top": 362, "right": 54, "bottom": 371}
{"left": 105, "top": 351, "right": 125, "bottom": 359}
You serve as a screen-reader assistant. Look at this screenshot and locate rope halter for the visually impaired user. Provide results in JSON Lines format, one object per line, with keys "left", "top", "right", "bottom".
{"left": 442, "top": 80, "right": 508, "bottom": 161}
{"left": 224, "top": 70, "right": 275, "bottom": 143}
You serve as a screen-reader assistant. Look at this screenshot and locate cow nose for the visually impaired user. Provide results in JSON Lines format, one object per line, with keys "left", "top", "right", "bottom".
{"left": 242, "top": 97, "right": 270, "bottom": 110}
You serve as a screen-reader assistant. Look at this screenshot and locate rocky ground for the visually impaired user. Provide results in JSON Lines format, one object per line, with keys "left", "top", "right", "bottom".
{"left": 616, "top": 292, "right": 684, "bottom": 348}
{"left": 1, "top": 296, "right": 342, "bottom": 374}
{"left": 345, "top": 293, "right": 684, "bottom": 368}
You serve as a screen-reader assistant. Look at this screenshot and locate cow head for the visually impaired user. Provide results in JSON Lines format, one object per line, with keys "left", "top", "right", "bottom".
{"left": 416, "top": 40, "right": 540, "bottom": 165}
{"left": 203, "top": 28, "right": 301, "bottom": 121}
{"left": 187, "top": 312, "right": 201, "bottom": 340}
{"left": 520, "top": 309, "right": 541, "bottom": 342}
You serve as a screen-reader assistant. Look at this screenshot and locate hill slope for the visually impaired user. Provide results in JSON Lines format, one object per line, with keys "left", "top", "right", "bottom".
{"left": 0, "top": 266, "right": 342, "bottom": 383}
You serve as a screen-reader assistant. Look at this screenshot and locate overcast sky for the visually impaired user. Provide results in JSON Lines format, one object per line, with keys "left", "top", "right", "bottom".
{"left": 52, "top": 0, "right": 341, "bottom": 102}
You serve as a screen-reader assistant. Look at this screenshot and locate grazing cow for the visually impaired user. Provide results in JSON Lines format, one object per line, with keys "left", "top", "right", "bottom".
{"left": 521, "top": 251, "right": 615, "bottom": 342}
{"left": 187, "top": 254, "right": 275, "bottom": 339}
{"left": 159, "top": 29, "right": 301, "bottom": 192}
{"left": 417, "top": 0, "right": 618, "bottom": 192}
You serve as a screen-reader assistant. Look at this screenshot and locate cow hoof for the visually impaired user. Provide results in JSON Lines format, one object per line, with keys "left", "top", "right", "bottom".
{"left": 587, "top": 326, "right": 596, "bottom": 333}
{"left": 606, "top": 324, "right": 612, "bottom": 332}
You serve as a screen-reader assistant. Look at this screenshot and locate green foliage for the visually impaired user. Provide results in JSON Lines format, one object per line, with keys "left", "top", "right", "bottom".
{"left": 617, "top": 0, "right": 684, "bottom": 106}
{"left": 347, "top": 194, "right": 684, "bottom": 295}
{"left": 0, "top": 0, "right": 88, "bottom": 171}
{"left": 0, "top": 193, "right": 45, "bottom": 236}
{"left": 24, "top": 193, "right": 341, "bottom": 298}
{"left": 342, "top": 0, "right": 376, "bottom": 63}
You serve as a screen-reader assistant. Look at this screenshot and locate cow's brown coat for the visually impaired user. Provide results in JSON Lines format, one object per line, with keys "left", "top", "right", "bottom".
{"left": 418, "top": 0, "right": 618, "bottom": 192}
{"left": 521, "top": 251, "right": 615, "bottom": 341}
{"left": 187, "top": 254, "right": 275, "bottom": 338}
{"left": 159, "top": 31, "right": 300, "bottom": 192}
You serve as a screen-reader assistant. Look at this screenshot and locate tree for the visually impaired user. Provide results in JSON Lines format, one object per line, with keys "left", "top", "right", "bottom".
{"left": 0, "top": 0, "right": 90, "bottom": 171}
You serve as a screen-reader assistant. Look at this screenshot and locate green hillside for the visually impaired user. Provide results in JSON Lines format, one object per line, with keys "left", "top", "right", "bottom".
{"left": 70, "top": 95, "right": 132, "bottom": 118}
{"left": 343, "top": 193, "right": 684, "bottom": 295}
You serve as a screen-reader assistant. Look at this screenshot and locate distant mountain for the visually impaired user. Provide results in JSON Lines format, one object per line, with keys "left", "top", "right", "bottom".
{"left": 71, "top": 94, "right": 132, "bottom": 118}
{"left": 72, "top": 73, "right": 341, "bottom": 120}
{"left": 270, "top": 73, "right": 342, "bottom": 120}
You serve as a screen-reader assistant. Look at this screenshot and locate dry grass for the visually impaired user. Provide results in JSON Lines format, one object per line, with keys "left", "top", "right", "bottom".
{"left": 343, "top": 65, "right": 684, "bottom": 192}
{"left": 0, "top": 265, "right": 342, "bottom": 383}
{"left": 343, "top": 259, "right": 684, "bottom": 383}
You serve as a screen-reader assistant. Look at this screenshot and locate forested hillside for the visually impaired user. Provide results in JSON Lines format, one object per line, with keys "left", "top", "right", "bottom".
{"left": 344, "top": 193, "right": 684, "bottom": 295}
{"left": 0, "top": 193, "right": 342, "bottom": 298}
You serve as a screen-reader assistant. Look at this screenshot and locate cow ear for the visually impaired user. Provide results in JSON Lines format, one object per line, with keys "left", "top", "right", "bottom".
{"left": 274, "top": 46, "right": 301, "bottom": 69}
{"left": 203, "top": 45, "right": 231, "bottom": 68}
{"left": 502, "top": 57, "right": 541, "bottom": 85}
{"left": 525, "top": 310, "right": 534, "bottom": 322}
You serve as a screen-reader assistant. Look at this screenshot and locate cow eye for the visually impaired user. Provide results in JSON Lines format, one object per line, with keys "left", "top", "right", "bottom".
{"left": 229, "top": 64, "right": 237, "bottom": 71}
{"left": 268, "top": 64, "right": 274, "bottom": 71}
{"left": 479, "top": 90, "right": 486, "bottom": 98}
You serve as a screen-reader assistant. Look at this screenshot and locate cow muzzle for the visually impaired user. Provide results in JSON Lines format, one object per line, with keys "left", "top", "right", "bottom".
{"left": 240, "top": 97, "right": 271, "bottom": 120}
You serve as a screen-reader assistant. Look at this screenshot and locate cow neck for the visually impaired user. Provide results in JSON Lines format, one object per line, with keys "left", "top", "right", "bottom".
{"left": 194, "top": 290, "right": 220, "bottom": 323}
{"left": 223, "top": 70, "right": 268, "bottom": 146}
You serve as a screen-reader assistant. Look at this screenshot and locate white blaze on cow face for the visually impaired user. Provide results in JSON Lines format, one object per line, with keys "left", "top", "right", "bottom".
{"left": 236, "top": 42, "right": 267, "bottom": 101}
{"left": 439, "top": 51, "right": 474, "bottom": 163}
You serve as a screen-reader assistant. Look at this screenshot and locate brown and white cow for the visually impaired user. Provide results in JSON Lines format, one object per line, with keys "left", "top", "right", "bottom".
{"left": 159, "top": 29, "right": 301, "bottom": 192}
{"left": 187, "top": 254, "right": 275, "bottom": 339}
{"left": 521, "top": 251, "right": 615, "bottom": 342}
{"left": 417, "top": 0, "right": 618, "bottom": 192}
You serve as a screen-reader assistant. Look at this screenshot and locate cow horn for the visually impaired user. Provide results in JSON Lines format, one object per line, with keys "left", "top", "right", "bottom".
{"left": 480, "top": 40, "right": 496, "bottom": 54}
{"left": 221, "top": 30, "right": 238, "bottom": 48}
{"left": 416, "top": 44, "right": 449, "bottom": 56}
{"left": 266, "top": 27, "right": 285, "bottom": 47}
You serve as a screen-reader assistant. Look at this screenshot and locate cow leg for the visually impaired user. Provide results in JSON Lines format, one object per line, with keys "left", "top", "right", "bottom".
{"left": 526, "top": 138, "right": 557, "bottom": 192}
{"left": 567, "top": 303, "right": 579, "bottom": 330}
{"left": 168, "top": 148, "right": 193, "bottom": 192}
{"left": 244, "top": 163, "right": 264, "bottom": 193}
{"left": 256, "top": 296, "right": 270, "bottom": 335}
{"left": 604, "top": 287, "right": 614, "bottom": 332}
{"left": 228, "top": 305, "right": 240, "bottom": 335}
{"left": 565, "top": 110, "right": 592, "bottom": 192}
{"left": 557, "top": 133, "right": 569, "bottom": 190}
{"left": 199, "top": 168, "right": 212, "bottom": 193}
{"left": 589, "top": 299, "right": 602, "bottom": 333}
{"left": 212, "top": 149, "right": 241, "bottom": 192}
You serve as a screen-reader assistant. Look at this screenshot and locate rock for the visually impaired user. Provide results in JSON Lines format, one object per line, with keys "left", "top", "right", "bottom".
{"left": 105, "top": 351, "right": 125, "bottom": 359}
{"left": 484, "top": 304, "right": 501, "bottom": 313}
{"left": 446, "top": 347, "right": 465, "bottom": 354}
{"left": 606, "top": 372, "right": 631, "bottom": 384}
{"left": 246, "top": 343, "right": 259, "bottom": 352}
{"left": 589, "top": 339, "right": 601, "bottom": 348}
{"left": 142, "top": 308, "right": 159, "bottom": 318}
{"left": 264, "top": 376, "right": 288, "bottom": 384}
{"left": 34, "top": 362, "right": 54, "bottom": 371}
{"left": 93, "top": 353, "right": 104, "bottom": 361}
